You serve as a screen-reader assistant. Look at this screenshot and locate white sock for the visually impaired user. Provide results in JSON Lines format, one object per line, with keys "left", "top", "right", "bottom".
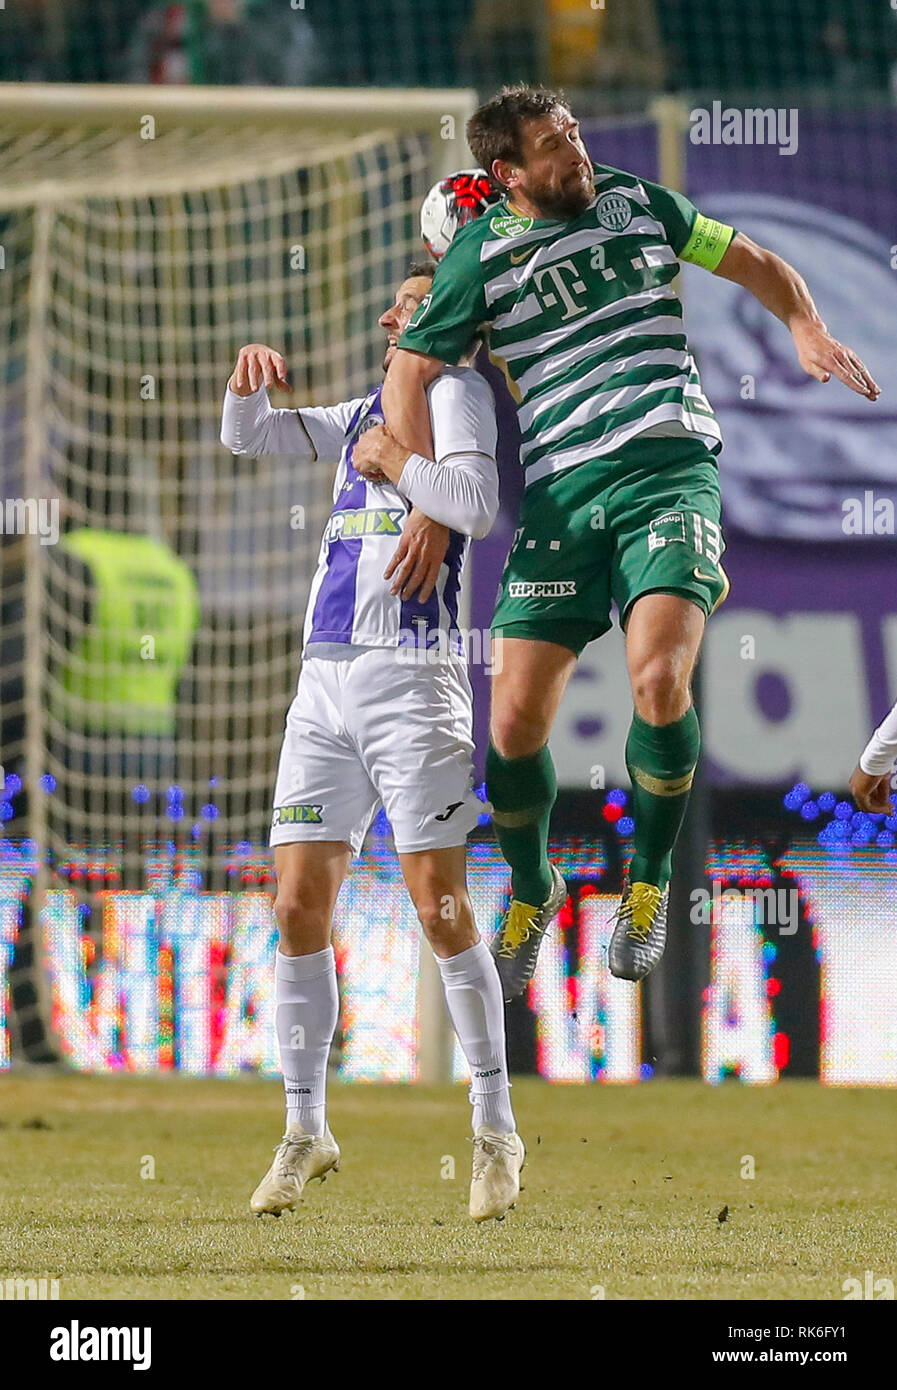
{"left": 274, "top": 946, "right": 339, "bottom": 1137}
{"left": 436, "top": 940, "right": 515, "bottom": 1135}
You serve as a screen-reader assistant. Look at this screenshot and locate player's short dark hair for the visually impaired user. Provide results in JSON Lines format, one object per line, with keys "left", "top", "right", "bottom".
{"left": 406, "top": 259, "right": 436, "bottom": 280}
{"left": 467, "top": 85, "right": 569, "bottom": 190}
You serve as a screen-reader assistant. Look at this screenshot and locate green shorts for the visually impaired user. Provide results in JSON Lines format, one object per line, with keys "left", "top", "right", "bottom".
{"left": 491, "top": 434, "right": 729, "bottom": 657}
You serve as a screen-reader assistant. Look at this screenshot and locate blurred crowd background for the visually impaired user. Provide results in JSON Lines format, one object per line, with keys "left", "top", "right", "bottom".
{"left": 3, "top": 0, "right": 897, "bottom": 103}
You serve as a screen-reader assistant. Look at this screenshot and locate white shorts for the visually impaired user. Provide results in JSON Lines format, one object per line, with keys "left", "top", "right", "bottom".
{"left": 270, "top": 647, "right": 483, "bottom": 856}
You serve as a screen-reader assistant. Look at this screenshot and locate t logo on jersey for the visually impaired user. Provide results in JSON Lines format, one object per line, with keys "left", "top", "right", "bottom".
{"left": 533, "top": 260, "right": 588, "bottom": 322}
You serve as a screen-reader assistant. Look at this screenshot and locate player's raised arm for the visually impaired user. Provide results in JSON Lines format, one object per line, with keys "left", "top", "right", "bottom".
{"left": 221, "top": 342, "right": 307, "bottom": 457}
{"left": 229, "top": 342, "right": 290, "bottom": 396}
{"left": 713, "top": 233, "right": 881, "bottom": 401}
{"left": 221, "top": 343, "right": 361, "bottom": 461}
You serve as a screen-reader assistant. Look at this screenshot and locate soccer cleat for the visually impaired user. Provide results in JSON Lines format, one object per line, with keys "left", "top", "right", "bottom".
{"left": 490, "top": 865, "right": 567, "bottom": 1002}
{"left": 469, "top": 1127, "right": 526, "bottom": 1222}
{"left": 250, "top": 1124, "right": 340, "bottom": 1216}
{"left": 607, "top": 879, "right": 670, "bottom": 981}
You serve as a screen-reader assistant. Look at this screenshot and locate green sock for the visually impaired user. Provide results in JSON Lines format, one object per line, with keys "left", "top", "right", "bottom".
{"left": 625, "top": 707, "right": 701, "bottom": 891}
{"left": 486, "top": 742, "right": 556, "bottom": 906}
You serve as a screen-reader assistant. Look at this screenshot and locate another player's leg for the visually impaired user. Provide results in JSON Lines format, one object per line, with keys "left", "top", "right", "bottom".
{"left": 253, "top": 655, "right": 376, "bottom": 1214}
{"left": 250, "top": 840, "right": 348, "bottom": 1216}
{"left": 606, "top": 439, "right": 727, "bottom": 981}
{"left": 609, "top": 593, "right": 704, "bottom": 981}
{"left": 400, "top": 845, "right": 524, "bottom": 1222}
{"left": 485, "top": 636, "right": 573, "bottom": 1000}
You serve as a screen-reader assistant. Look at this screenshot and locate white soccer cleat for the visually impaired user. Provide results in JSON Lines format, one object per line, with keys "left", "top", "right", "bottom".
{"left": 469, "top": 1126, "right": 526, "bottom": 1222}
{"left": 250, "top": 1124, "right": 340, "bottom": 1216}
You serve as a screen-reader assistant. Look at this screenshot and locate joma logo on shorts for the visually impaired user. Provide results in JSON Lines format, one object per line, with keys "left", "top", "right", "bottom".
{"left": 272, "top": 804, "right": 323, "bottom": 826}
{"left": 507, "top": 580, "right": 576, "bottom": 598}
{"left": 323, "top": 508, "right": 404, "bottom": 542}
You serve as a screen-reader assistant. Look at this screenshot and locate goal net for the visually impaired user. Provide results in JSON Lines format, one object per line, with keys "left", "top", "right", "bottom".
{"left": 0, "top": 84, "right": 474, "bottom": 1061}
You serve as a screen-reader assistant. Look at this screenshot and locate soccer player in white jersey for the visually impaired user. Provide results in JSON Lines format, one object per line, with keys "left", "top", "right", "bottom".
{"left": 850, "top": 703, "right": 897, "bottom": 814}
{"left": 220, "top": 262, "right": 525, "bottom": 1222}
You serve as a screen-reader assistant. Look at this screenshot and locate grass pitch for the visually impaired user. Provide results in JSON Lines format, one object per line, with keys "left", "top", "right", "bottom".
{"left": 1, "top": 1074, "right": 895, "bottom": 1300}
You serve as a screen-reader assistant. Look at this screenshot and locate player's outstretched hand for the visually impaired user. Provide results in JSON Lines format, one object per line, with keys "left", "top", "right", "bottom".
{"left": 229, "top": 344, "right": 290, "bottom": 396}
{"left": 385, "top": 506, "right": 449, "bottom": 602}
{"left": 848, "top": 764, "right": 893, "bottom": 814}
{"left": 792, "top": 322, "right": 880, "bottom": 400}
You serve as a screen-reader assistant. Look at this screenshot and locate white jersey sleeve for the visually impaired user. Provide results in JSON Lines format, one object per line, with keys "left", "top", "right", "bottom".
{"left": 859, "top": 700, "right": 897, "bottom": 776}
{"left": 220, "top": 386, "right": 364, "bottom": 462}
{"left": 298, "top": 400, "right": 368, "bottom": 462}
{"left": 428, "top": 365, "right": 498, "bottom": 464}
{"left": 394, "top": 366, "right": 499, "bottom": 539}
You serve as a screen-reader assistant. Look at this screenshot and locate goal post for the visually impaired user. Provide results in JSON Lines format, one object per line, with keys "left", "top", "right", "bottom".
{"left": 0, "top": 83, "right": 476, "bottom": 1074}
{"left": 0, "top": 83, "right": 477, "bottom": 196}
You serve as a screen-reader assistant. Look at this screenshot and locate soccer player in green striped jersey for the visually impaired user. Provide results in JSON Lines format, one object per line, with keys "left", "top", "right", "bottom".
{"left": 374, "top": 85, "right": 880, "bottom": 995}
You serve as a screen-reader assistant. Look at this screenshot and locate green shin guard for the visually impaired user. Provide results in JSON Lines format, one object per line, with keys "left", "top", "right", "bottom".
{"left": 625, "top": 707, "right": 701, "bottom": 890}
{"left": 485, "top": 742, "right": 557, "bottom": 906}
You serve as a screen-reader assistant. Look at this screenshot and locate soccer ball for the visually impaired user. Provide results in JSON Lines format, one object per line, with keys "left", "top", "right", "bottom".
{"left": 420, "top": 169, "right": 502, "bottom": 261}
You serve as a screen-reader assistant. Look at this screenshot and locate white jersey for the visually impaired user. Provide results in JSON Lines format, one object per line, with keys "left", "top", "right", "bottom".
{"left": 220, "top": 364, "right": 498, "bottom": 856}
{"left": 300, "top": 366, "right": 496, "bottom": 656}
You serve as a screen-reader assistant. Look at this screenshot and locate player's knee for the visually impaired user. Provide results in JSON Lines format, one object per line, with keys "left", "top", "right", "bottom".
{"left": 413, "top": 892, "right": 454, "bottom": 938}
{"left": 273, "top": 882, "right": 331, "bottom": 951}
{"left": 412, "top": 888, "right": 475, "bottom": 955}
{"left": 490, "top": 704, "right": 547, "bottom": 760}
{"left": 631, "top": 656, "right": 690, "bottom": 722}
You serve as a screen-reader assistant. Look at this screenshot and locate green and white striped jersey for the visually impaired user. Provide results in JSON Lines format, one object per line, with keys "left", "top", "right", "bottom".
{"left": 399, "top": 163, "right": 736, "bottom": 489}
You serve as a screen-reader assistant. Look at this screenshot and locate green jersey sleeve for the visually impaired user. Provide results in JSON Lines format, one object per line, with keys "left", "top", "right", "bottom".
{"left": 398, "top": 232, "right": 490, "bottom": 364}
{"left": 642, "top": 177, "right": 736, "bottom": 271}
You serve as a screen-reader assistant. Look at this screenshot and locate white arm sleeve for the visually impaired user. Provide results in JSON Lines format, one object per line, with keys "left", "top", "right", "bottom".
{"left": 394, "top": 367, "right": 499, "bottom": 539}
{"left": 220, "top": 385, "right": 363, "bottom": 462}
{"left": 859, "top": 700, "right": 897, "bottom": 776}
